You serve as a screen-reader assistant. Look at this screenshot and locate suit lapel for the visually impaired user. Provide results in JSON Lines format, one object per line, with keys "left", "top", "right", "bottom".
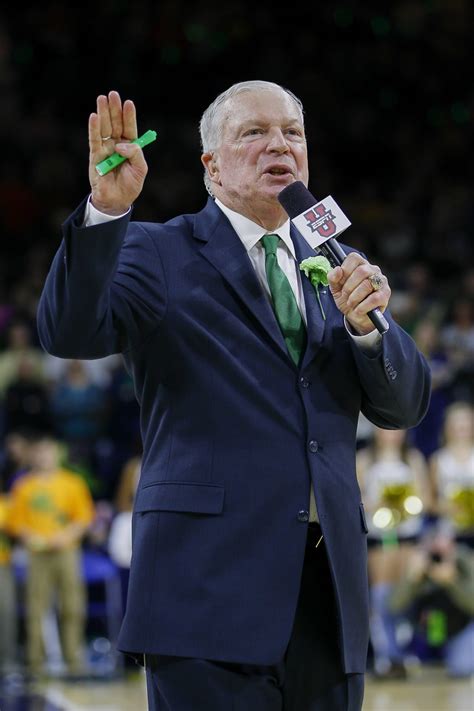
{"left": 291, "top": 225, "right": 328, "bottom": 368}
{"left": 194, "top": 200, "right": 290, "bottom": 360}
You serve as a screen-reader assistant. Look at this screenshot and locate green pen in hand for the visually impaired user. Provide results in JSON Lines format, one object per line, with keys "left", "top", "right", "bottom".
{"left": 96, "top": 129, "right": 157, "bottom": 176}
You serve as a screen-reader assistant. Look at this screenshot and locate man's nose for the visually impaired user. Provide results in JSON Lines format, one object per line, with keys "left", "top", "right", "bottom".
{"left": 266, "top": 128, "right": 289, "bottom": 153}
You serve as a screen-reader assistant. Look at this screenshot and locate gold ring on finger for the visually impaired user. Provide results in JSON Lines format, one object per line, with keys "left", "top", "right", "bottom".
{"left": 368, "top": 273, "right": 383, "bottom": 292}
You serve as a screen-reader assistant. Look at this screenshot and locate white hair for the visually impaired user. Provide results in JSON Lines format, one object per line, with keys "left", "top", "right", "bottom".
{"left": 199, "top": 80, "right": 305, "bottom": 194}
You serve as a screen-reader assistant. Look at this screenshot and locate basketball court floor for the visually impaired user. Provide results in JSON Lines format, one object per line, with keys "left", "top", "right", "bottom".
{"left": 0, "top": 667, "right": 472, "bottom": 710}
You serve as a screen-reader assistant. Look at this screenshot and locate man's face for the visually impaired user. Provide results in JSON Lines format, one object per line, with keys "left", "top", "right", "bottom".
{"left": 203, "top": 89, "right": 308, "bottom": 218}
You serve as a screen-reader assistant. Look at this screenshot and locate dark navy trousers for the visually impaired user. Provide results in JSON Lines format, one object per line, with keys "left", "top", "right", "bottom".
{"left": 145, "top": 524, "right": 365, "bottom": 710}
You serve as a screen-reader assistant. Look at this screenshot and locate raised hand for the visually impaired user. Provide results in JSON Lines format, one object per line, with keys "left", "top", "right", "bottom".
{"left": 88, "top": 91, "right": 148, "bottom": 215}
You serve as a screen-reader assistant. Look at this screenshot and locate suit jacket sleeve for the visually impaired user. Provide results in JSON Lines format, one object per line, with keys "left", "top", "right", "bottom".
{"left": 350, "top": 310, "right": 431, "bottom": 429}
{"left": 37, "top": 198, "right": 167, "bottom": 359}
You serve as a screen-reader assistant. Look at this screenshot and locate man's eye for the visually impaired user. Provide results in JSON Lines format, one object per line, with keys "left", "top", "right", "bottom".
{"left": 244, "top": 128, "right": 264, "bottom": 136}
{"left": 286, "top": 128, "right": 302, "bottom": 136}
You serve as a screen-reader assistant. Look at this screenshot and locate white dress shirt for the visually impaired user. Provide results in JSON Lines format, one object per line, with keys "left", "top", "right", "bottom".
{"left": 84, "top": 196, "right": 384, "bottom": 522}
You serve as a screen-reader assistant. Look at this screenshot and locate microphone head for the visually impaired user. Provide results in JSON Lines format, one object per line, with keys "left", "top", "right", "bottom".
{"left": 278, "top": 181, "right": 318, "bottom": 218}
{"left": 278, "top": 182, "right": 352, "bottom": 254}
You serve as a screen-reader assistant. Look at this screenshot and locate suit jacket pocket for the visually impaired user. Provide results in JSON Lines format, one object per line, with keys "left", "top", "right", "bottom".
{"left": 134, "top": 481, "right": 225, "bottom": 515}
{"left": 359, "top": 502, "right": 369, "bottom": 534}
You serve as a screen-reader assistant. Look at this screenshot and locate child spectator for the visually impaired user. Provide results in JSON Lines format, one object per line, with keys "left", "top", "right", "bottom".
{"left": 7, "top": 434, "right": 94, "bottom": 676}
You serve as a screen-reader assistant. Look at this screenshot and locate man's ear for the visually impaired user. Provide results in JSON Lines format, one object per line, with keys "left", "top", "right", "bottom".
{"left": 201, "top": 152, "right": 220, "bottom": 185}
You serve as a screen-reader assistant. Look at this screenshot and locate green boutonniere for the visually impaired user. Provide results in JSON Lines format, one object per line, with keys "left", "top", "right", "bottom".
{"left": 299, "top": 256, "right": 332, "bottom": 320}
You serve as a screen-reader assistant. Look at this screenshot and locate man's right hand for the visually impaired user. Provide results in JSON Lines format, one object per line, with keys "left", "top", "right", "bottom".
{"left": 88, "top": 91, "right": 148, "bottom": 215}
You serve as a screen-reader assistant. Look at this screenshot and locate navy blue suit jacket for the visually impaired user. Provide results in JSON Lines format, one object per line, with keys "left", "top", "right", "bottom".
{"left": 37, "top": 196, "right": 430, "bottom": 673}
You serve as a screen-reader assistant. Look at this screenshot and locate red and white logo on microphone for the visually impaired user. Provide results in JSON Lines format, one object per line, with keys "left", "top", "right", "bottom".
{"left": 293, "top": 196, "right": 351, "bottom": 249}
{"left": 303, "top": 204, "right": 337, "bottom": 238}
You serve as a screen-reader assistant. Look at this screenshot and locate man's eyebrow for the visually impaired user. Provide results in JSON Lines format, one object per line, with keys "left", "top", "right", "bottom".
{"left": 238, "top": 118, "right": 303, "bottom": 129}
{"left": 238, "top": 119, "right": 267, "bottom": 128}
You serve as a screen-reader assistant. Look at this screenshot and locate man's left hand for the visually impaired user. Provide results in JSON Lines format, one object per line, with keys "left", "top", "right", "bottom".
{"left": 328, "top": 252, "right": 391, "bottom": 335}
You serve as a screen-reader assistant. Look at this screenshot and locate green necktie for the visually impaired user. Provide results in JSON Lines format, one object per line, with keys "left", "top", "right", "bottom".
{"left": 261, "top": 234, "right": 306, "bottom": 365}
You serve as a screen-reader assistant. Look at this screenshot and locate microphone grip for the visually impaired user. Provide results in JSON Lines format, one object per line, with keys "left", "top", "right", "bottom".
{"left": 368, "top": 307, "right": 389, "bottom": 335}
{"left": 319, "top": 239, "right": 347, "bottom": 266}
{"left": 319, "top": 240, "right": 389, "bottom": 336}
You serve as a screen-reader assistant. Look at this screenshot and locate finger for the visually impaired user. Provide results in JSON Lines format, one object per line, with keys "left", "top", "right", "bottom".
{"left": 330, "top": 252, "right": 366, "bottom": 295}
{"left": 122, "top": 99, "right": 138, "bottom": 140}
{"left": 97, "top": 94, "right": 113, "bottom": 139}
{"left": 108, "top": 90, "right": 124, "bottom": 140}
{"left": 328, "top": 266, "right": 344, "bottom": 291}
{"left": 349, "top": 284, "right": 390, "bottom": 318}
{"left": 345, "top": 281, "right": 373, "bottom": 311}
{"left": 343, "top": 262, "right": 380, "bottom": 300}
{"left": 346, "top": 271, "right": 387, "bottom": 310}
{"left": 88, "top": 112, "right": 103, "bottom": 156}
{"left": 340, "top": 252, "right": 367, "bottom": 279}
{"left": 115, "top": 142, "right": 148, "bottom": 172}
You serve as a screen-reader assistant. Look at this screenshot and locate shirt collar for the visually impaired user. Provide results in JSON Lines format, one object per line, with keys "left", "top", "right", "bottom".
{"left": 215, "top": 198, "right": 295, "bottom": 258}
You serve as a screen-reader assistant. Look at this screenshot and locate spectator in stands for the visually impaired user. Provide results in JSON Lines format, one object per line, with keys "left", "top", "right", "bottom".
{"left": 429, "top": 401, "right": 474, "bottom": 546}
{"left": 109, "top": 455, "right": 141, "bottom": 615}
{"left": 0, "top": 428, "right": 33, "bottom": 489}
{"left": 0, "top": 321, "right": 45, "bottom": 399}
{"left": 440, "top": 297, "right": 474, "bottom": 402}
{"left": 113, "top": 454, "right": 141, "bottom": 516}
{"left": 43, "top": 353, "right": 121, "bottom": 389}
{"left": 50, "top": 359, "right": 107, "bottom": 467}
{"left": 7, "top": 434, "right": 94, "bottom": 676}
{"left": 410, "top": 318, "right": 454, "bottom": 459}
{"left": 3, "top": 356, "right": 52, "bottom": 435}
{"left": 357, "top": 427, "right": 431, "bottom": 678}
{"left": 389, "top": 519, "right": 474, "bottom": 678}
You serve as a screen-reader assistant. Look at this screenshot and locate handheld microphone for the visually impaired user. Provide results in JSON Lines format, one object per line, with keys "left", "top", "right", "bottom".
{"left": 278, "top": 181, "right": 389, "bottom": 335}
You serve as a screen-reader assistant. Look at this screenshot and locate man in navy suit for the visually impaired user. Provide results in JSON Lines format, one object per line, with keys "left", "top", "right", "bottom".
{"left": 37, "top": 81, "right": 430, "bottom": 710}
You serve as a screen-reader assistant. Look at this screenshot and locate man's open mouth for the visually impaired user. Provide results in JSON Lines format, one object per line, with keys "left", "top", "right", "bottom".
{"left": 265, "top": 167, "right": 293, "bottom": 176}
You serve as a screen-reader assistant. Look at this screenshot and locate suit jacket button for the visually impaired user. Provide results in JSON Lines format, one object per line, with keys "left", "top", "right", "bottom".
{"left": 297, "top": 510, "right": 309, "bottom": 522}
{"left": 309, "top": 440, "right": 319, "bottom": 453}
{"left": 300, "top": 377, "right": 310, "bottom": 388}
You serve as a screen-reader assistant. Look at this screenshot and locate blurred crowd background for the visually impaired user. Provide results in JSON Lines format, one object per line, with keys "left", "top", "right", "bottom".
{"left": 0, "top": 0, "right": 473, "bottom": 691}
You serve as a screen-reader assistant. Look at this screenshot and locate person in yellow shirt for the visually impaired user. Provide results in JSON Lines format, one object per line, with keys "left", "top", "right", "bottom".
{"left": 7, "top": 434, "right": 94, "bottom": 675}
